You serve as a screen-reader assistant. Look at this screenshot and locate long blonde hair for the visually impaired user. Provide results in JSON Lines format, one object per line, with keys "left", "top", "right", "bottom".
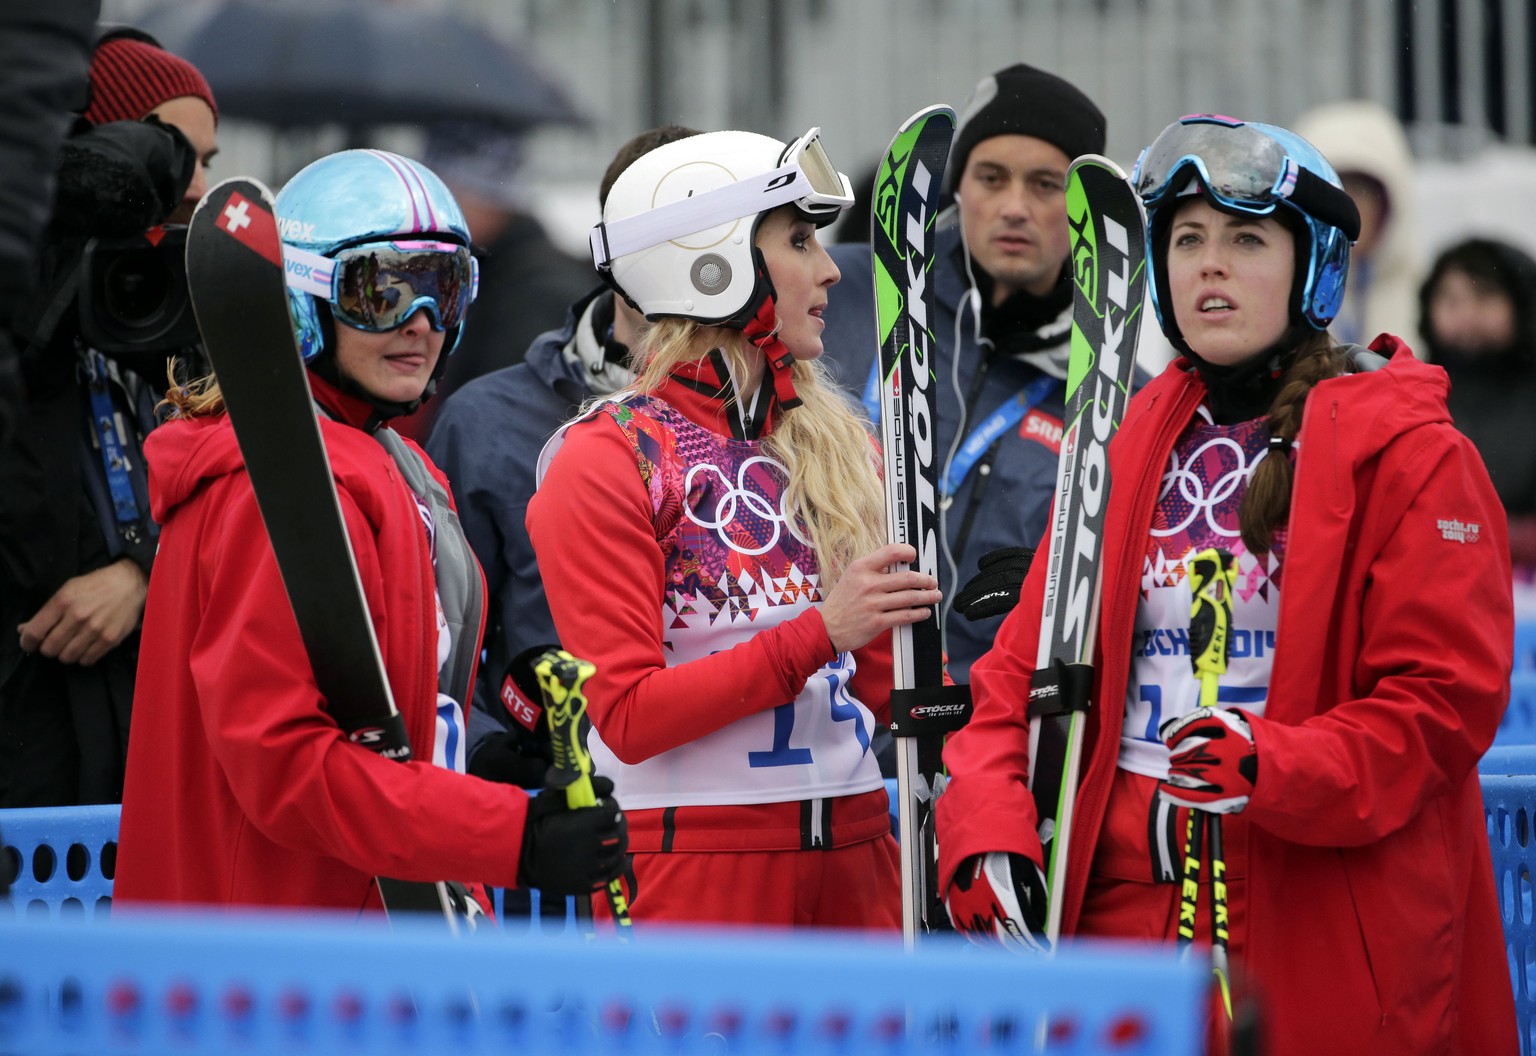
{"left": 633, "top": 318, "right": 886, "bottom": 586}
{"left": 1238, "top": 330, "right": 1346, "bottom": 556}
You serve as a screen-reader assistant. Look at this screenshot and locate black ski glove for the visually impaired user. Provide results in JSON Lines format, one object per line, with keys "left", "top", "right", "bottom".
{"left": 467, "top": 730, "right": 552, "bottom": 789}
{"left": 517, "top": 775, "right": 628, "bottom": 896}
{"left": 953, "top": 546, "right": 1036, "bottom": 621}
{"left": 468, "top": 646, "right": 558, "bottom": 788}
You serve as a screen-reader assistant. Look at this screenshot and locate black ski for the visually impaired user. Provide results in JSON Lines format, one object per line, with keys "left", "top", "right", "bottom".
{"left": 186, "top": 177, "right": 466, "bottom": 929}
{"left": 1025, "top": 156, "right": 1146, "bottom": 943}
{"left": 871, "top": 105, "right": 971, "bottom": 945}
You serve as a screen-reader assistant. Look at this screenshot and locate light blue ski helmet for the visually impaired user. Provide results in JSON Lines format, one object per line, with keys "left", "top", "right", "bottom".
{"left": 274, "top": 149, "right": 475, "bottom": 363}
{"left": 1132, "top": 115, "right": 1361, "bottom": 345}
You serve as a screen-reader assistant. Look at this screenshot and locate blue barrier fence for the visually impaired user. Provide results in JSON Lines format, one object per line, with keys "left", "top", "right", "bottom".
{"left": 0, "top": 802, "right": 577, "bottom": 928}
{"left": 1501, "top": 672, "right": 1536, "bottom": 746}
{"left": 1517, "top": 619, "right": 1536, "bottom": 673}
{"left": 0, "top": 804, "right": 117, "bottom": 921}
{"left": 1485, "top": 773, "right": 1536, "bottom": 1055}
{"left": 0, "top": 912, "right": 1204, "bottom": 1055}
{"left": 6, "top": 632, "right": 1536, "bottom": 1054}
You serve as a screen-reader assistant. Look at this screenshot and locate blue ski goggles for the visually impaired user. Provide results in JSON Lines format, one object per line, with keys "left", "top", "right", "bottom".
{"left": 1133, "top": 115, "right": 1299, "bottom": 214}
{"left": 284, "top": 240, "right": 479, "bottom": 332}
{"left": 1132, "top": 114, "right": 1360, "bottom": 240}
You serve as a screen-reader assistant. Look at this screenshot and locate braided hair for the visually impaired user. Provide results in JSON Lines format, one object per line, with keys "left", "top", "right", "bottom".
{"left": 1238, "top": 331, "right": 1345, "bottom": 556}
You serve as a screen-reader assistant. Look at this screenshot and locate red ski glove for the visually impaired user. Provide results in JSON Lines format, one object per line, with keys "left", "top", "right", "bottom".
{"left": 1158, "top": 707, "right": 1258, "bottom": 814}
{"left": 944, "top": 851, "right": 1050, "bottom": 953}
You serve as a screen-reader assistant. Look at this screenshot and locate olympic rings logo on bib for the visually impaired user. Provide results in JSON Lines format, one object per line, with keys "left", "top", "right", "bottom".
{"left": 684, "top": 456, "right": 811, "bottom": 555}
{"left": 1152, "top": 436, "right": 1263, "bottom": 539}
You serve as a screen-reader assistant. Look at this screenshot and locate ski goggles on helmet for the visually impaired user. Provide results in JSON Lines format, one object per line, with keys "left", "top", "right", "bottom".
{"left": 1133, "top": 115, "right": 1300, "bottom": 213}
{"left": 591, "top": 126, "right": 854, "bottom": 271}
{"left": 283, "top": 240, "right": 479, "bottom": 332}
{"left": 1133, "top": 114, "right": 1361, "bottom": 240}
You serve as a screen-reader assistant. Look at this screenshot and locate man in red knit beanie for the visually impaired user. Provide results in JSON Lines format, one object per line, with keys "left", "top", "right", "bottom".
{"left": 83, "top": 31, "right": 218, "bottom": 223}
{"left": 1, "top": 28, "right": 219, "bottom": 807}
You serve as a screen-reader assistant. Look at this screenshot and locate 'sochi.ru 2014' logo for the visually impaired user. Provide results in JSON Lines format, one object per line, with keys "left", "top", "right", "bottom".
{"left": 1437, "top": 518, "right": 1481, "bottom": 544}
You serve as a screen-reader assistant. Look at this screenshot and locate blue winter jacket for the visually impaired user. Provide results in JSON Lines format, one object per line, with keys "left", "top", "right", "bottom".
{"left": 426, "top": 286, "right": 608, "bottom": 742}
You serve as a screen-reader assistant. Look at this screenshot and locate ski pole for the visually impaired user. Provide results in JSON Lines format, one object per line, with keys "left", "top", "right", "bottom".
{"left": 535, "top": 649, "right": 633, "bottom": 938}
{"left": 1185, "top": 547, "right": 1238, "bottom": 1021}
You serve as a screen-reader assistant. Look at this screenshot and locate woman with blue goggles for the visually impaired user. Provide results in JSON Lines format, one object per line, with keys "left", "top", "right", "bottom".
{"left": 937, "top": 114, "right": 1514, "bottom": 1056}
{"left": 117, "top": 150, "right": 629, "bottom": 918}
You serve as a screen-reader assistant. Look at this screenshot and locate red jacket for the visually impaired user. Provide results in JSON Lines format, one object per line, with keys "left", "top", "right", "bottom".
{"left": 116, "top": 389, "right": 526, "bottom": 911}
{"left": 527, "top": 362, "right": 895, "bottom": 852}
{"left": 938, "top": 339, "right": 1516, "bottom": 1055}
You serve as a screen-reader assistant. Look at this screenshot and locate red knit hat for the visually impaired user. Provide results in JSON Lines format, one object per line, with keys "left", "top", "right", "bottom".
{"left": 84, "top": 37, "right": 218, "bottom": 126}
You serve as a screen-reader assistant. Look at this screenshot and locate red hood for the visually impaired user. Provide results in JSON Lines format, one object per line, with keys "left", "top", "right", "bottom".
{"left": 1156, "top": 334, "right": 1450, "bottom": 465}
{"left": 145, "top": 414, "right": 247, "bottom": 524}
{"left": 1296, "top": 335, "right": 1451, "bottom": 465}
{"left": 145, "top": 374, "right": 376, "bottom": 523}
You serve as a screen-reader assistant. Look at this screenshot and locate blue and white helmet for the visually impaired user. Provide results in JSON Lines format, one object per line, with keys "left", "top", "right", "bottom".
{"left": 1133, "top": 115, "right": 1361, "bottom": 342}
{"left": 275, "top": 149, "right": 475, "bottom": 362}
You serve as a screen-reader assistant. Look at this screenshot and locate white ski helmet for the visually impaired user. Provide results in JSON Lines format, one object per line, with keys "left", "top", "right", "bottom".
{"left": 590, "top": 128, "right": 854, "bottom": 327}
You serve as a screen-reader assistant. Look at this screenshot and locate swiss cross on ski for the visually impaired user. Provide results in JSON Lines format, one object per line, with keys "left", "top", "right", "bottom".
{"left": 214, "top": 191, "right": 281, "bottom": 267}
{"left": 221, "top": 196, "right": 252, "bottom": 232}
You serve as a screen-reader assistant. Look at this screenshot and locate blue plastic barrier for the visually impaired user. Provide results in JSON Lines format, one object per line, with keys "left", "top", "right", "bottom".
{"left": 0, "top": 911, "right": 1203, "bottom": 1055}
{"left": 1516, "top": 620, "right": 1536, "bottom": 672}
{"left": 0, "top": 805, "right": 118, "bottom": 920}
{"left": 1485, "top": 774, "right": 1536, "bottom": 1055}
{"left": 0, "top": 803, "right": 577, "bottom": 929}
{"left": 1500, "top": 672, "right": 1536, "bottom": 746}
{"left": 1485, "top": 746, "right": 1536, "bottom": 776}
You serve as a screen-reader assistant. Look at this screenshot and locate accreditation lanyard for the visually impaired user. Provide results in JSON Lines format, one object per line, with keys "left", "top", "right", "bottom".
{"left": 83, "top": 349, "right": 142, "bottom": 528}
{"left": 862, "top": 358, "right": 1059, "bottom": 499}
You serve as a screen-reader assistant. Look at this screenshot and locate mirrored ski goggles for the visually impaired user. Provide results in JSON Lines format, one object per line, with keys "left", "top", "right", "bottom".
{"left": 1132, "top": 115, "right": 1299, "bottom": 215}
{"left": 590, "top": 126, "right": 854, "bottom": 270}
{"left": 283, "top": 240, "right": 479, "bottom": 332}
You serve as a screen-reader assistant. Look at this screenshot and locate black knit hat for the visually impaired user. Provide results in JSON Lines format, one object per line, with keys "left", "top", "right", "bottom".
{"left": 948, "top": 63, "right": 1106, "bottom": 191}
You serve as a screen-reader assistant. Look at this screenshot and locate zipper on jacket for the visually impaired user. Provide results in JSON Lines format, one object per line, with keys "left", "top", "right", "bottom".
{"left": 953, "top": 444, "right": 1000, "bottom": 559}
{"left": 1062, "top": 383, "right": 1195, "bottom": 929}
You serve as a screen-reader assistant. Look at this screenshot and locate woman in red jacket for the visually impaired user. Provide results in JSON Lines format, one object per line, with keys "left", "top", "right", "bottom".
{"left": 936, "top": 115, "right": 1515, "bottom": 1055}
{"left": 116, "top": 150, "right": 625, "bottom": 914}
{"left": 528, "top": 130, "right": 941, "bottom": 928}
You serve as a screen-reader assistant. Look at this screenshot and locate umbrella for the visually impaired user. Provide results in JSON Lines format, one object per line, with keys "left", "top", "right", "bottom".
{"left": 136, "top": 0, "right": 583, "bottom": 131}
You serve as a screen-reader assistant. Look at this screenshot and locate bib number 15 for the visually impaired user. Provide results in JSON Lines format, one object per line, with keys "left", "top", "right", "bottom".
{"left": 747, "top": 657, "right": 870, "bottom": 767}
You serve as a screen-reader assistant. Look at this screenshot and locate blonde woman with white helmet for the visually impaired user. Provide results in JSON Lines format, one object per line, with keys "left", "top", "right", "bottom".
{"left": 528, "top": 128, "right": 940, "bottom": 928}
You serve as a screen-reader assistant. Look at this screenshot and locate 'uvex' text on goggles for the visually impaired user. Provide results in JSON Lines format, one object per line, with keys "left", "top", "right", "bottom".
{"left": 284, "top": 240, "right": 480, "bottom": 333}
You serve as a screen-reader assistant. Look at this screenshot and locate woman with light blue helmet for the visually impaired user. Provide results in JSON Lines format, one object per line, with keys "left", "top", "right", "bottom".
{"left": 936, "top": 115, "right": 1514, "bottom": 1054}
{"left": 116, "top": 150, "right": 627, "bottom": 915}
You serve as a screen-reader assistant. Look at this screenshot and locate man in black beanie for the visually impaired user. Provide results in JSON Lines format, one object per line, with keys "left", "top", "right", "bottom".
{"left": 821, "top": 62, "right": 1135, "bottom": 683}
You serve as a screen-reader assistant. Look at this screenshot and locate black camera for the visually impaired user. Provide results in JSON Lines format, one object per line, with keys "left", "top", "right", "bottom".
{"left": 77, "top": 224, "right": 201, "bottom": 353}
